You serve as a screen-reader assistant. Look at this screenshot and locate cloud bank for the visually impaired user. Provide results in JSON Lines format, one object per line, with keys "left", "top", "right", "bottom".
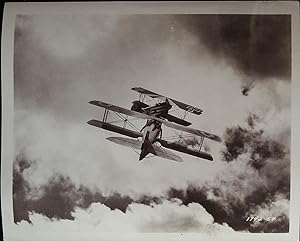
{"left": 13, "top": 14, "right": 291, "bottom": 233}
{"left": 14, "top": 111, "right": 290, "bottom": 232}
{"left": 16, "top": 199, "right": 233, "bottom": 233}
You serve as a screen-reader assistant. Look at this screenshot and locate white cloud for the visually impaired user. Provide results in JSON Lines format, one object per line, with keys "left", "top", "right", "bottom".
{"left": 16, "top": 199, "right": 234, "bottom": 233}
{"left": 15, "top": 108, "right": 224, "bottom": 197}
{"left": 249, "top": 194, "right": 289, "bottom": 218}
{"left": 13, "top": 14, "right": 291, "bottom": 232}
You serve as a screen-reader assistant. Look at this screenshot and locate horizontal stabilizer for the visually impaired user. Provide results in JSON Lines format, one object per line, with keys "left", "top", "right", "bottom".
{"left": 107, "top": 137, "right": 183, "bottom": 162}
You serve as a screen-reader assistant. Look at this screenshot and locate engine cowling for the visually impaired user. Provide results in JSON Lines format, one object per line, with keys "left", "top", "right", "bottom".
{"left": 131, "top": 100, "right": 148, "bottom": 113}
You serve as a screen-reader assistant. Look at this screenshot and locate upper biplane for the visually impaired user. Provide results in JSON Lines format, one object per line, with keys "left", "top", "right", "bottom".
{"left": 87, "top": 87, "right": 221, "bottom": 162}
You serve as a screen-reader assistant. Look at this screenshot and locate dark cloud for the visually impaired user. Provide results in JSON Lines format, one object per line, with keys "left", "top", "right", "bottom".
{"left": 167, "top": 186, "right": 250, "bottom": 231}
{"left": 13, "top": 156, "right": 163, "bottom": 222}
{"left": 222, "top": 113, "right": 287, "bottom": 169}
{"left": 14, "top": 14, "right": 291, "bottom": 116}
{"left": 13, "top": 155, "right": 32, "bottom": 223}
{"left": 178, "top": 113, "right": 289, "bottom": 232}
{"left": 13, "top": 113, "right": 290, "bottom": 232}
{"left": 13, "top": 14, "right": 290, "bottom": 233}
{"left": 248, "top": 214, "right": 289, "bottom": 233}
{"left": 167, "top": 185, "right": 289, "bottom": 232}
{"left": 176, "top": 15, "right": 291, "bottom": 93}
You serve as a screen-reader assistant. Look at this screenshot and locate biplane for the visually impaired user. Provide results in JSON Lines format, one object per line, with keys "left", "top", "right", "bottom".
{"left": 87, "top": 87, "right": 221, "bottom": 162}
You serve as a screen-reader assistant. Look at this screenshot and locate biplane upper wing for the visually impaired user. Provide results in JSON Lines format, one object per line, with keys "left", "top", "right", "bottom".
{"left": 106, "top": 137, "right": 183, "bottom": 162}
{"left": 131, "top": 87, "right": 164, "bottom": 99}
{"left": 131, "top": 87, "right": 203, "bottom": 115}
{"left": 89, "top": 100, "right": 150, "bottom": 119}
{"left": 168, "top": 99, "right": 203, "bottom": 115}
{"left": 89, "top": 100, "right": 221, "bottom": 142}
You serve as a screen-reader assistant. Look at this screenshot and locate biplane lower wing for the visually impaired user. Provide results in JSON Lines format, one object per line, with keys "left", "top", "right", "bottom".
{"left": 89, "top": 100, "right": 222, "bottom": 142}
{"left": 131, "top": 87, "right": 203, "bottom": 115}
{"left": 87, "top": 119, "right": 142, "bottom": 138}
{"left": 107, "top": 137, "right": 183, "bottom": 162}
{"left": 159, "top": 119, "right": 222, "bottom": 142}
{"left": 158, "top": 139, "right": 213, "bottom": 161}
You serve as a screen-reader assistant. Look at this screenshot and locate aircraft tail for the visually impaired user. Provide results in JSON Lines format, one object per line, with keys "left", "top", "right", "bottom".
{"left": 139, "top": 132, "right": 156, "bottom": 161}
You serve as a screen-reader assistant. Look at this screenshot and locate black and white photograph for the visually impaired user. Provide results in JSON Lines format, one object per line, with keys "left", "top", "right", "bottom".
{"left": 1, "top": 2, "right": 300, "bottom": 241}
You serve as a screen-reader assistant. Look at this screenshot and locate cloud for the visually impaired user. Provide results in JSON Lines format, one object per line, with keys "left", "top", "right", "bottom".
{"left": 13, "top": 112, "right": 290, "bottom": 232}
{"left": 14, "top": 14, "right": 291, "bottom": 120}
{"left": 176, "top": 15, "right": 291, "bottom": 92}
{"left": 167, "top": 112, "right": 290, "bottom": 232}
{"left": 14, "top": 108, "right": 227, "bottom": 199}
{"left": 16, "top": 199, "right": 233, "bottom": 233}
{"left": 247, "top": 194, "right": 289, "bottom": 233}
{"left": 13, "top": 14, "right": 291, "bottom": 233}
{"left": 13, "top": 158, "right": 135, "bottom": 222}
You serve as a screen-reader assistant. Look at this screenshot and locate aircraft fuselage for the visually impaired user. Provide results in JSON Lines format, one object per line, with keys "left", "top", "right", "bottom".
{"left": 139, "top": 119, "right": 162, "bottom": 160}
{"left": 142, "top": 120, "right": 162, "bottom": 143}
{"left": 131, "top": 100, "right": 171, "bottom": 117}
{"left": 131, "top": 100, "right": 191, "bottom": 127}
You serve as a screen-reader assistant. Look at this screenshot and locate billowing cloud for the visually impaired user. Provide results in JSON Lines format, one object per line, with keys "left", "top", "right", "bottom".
{"left": 167, "top": 113, "right": 290, "bottom": 232}
{"left": 16, "top": 199, "right": 233, "bottom": 233}
{"left": 13, "top": 159, "right": 142, "bottom": 223}
{"left": 14, "top": 111, "right": 290, "bottom": 232}
{"left": 247, "top": 194, "right": 289, "bottom": 233}
{"left": 13, "top": 14, "right": 291, "bottom": 233}
{"left": 176, "top": 15, "right": 291, "bottom": 94}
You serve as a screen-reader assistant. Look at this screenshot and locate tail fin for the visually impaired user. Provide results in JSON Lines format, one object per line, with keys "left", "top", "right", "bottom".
{"left": 139, "top": 132, "right": 156, "bottom": 161}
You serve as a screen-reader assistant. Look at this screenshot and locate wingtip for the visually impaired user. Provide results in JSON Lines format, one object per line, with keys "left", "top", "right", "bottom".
{"left": 87, "top": 119, "right": 95, "bottom": 125}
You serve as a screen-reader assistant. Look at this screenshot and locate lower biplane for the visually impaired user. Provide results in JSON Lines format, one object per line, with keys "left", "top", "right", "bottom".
{"left": 87, "top": 87, "right": 221, "bottom": 162}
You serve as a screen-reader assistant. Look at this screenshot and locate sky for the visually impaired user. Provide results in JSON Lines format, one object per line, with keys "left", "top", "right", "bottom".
{"left": 13, "top": 14, "right": 291, "bottom": 233}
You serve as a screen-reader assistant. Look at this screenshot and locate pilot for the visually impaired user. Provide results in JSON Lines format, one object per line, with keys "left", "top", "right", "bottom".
{"left": 141, "top": 119, "right": 153, "bottom": 131}
{"left": 140, "top": 119, "right": 162, "bottom": 139}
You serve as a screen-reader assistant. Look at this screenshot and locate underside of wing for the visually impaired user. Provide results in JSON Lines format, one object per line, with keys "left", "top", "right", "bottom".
{"left": 131, "top": 87, "right": 163, "bottom": 99}
{"left": 169, "top": 98, "right": 203, "bottom": 115}
{"left": 152, "top": 145, "right": 183, "bottom": 162}
{"left": 159, "top": 119, "right": 222, "bottom": 142}
{"left": 89, "top": 100, "right": 221, "bottom": 142}
{"left": 158, "top": 139, "right": 213, "bottom": 161}
{"left": 106, "top": 136, "right": 142, "bottom": 150}
{"left": 87, "top": 120, "right": 142, "bottom": 138}
{"left": 89, "top": 100, "right": 150, "bottom": 119}
{"left": 106, "top": 137, "right": 183, "bottom": 162}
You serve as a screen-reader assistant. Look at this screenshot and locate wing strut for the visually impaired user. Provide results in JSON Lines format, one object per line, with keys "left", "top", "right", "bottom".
{"left": 199, "top": 136, "right": 204, "bottom": 152}
{"left": 102, "top": 109, "right": 109, "bottom": 122}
